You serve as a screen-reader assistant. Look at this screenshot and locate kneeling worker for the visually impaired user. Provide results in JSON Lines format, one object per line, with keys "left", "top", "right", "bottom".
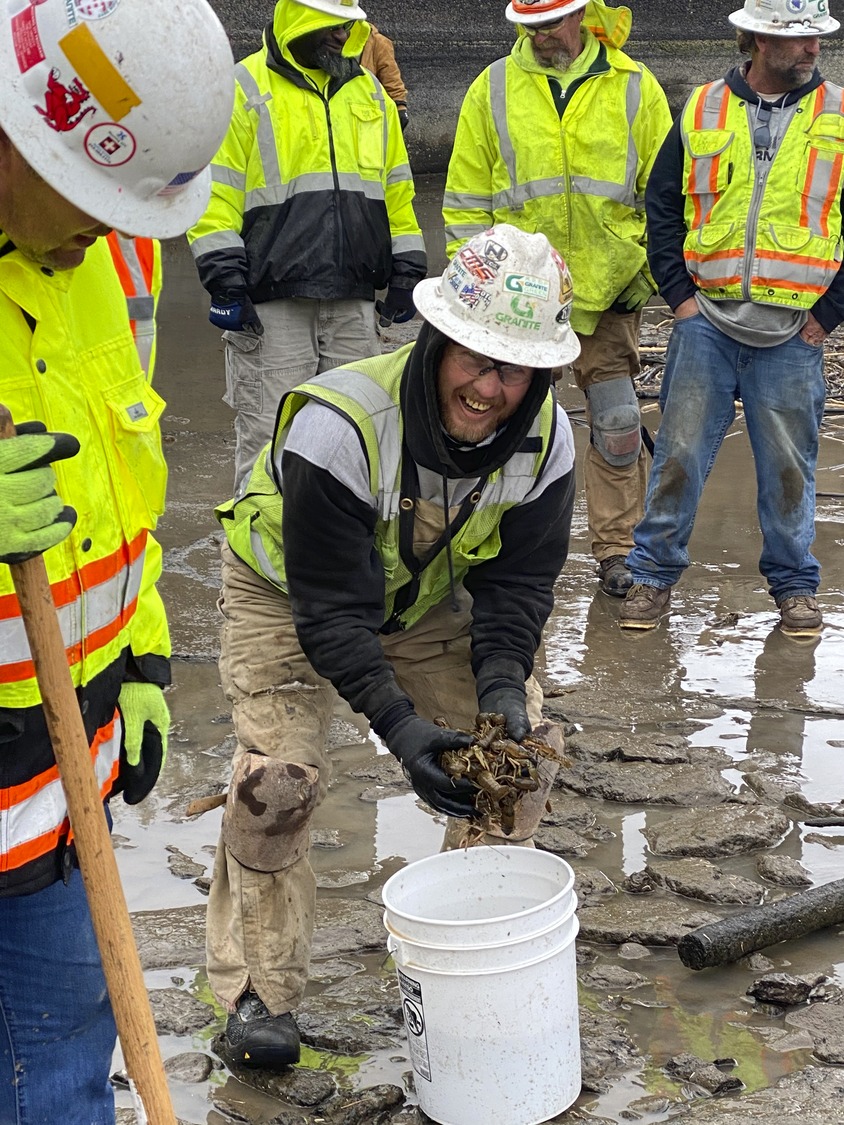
{"left": 208, "top": 224, "right": 580, "bottom": 1069}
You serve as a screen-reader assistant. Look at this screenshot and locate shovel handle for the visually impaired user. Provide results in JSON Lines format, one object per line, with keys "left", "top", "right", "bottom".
{"left": 0, "top": 403, "right": 176, "bottom": 1124}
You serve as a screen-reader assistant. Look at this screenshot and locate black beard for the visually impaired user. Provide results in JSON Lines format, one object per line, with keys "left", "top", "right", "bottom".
{"left": 314, "top": 47, "right": 355, "bottom": 79}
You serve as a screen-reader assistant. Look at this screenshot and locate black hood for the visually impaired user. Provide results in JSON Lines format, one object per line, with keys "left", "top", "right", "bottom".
{"left": 724, "top": 61, "right": 823, "bottom": 107}
{"left": 399, "top": 322, "right": 553, "bottom": 480}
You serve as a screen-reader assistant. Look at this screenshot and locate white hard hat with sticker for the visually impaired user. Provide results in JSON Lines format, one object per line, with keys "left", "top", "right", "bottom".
{"left": 291, "top": 0, "right": 367, "bottom": 20}
{"left": 505, "top": 0, "right": 589, "bottom": 26}
{"left": 729, "top": 0, "right": 839, "bottom": 35}
{"left": 413, "top": 224, "right": 581, "bottom": 367}
{"left": 0, "top": 0, "right": 235, "bottom": 238}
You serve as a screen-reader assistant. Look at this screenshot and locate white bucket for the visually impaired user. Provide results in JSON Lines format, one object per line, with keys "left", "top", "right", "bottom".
{"left": 382, "top": 847, "right": 581, "bottom": 1125}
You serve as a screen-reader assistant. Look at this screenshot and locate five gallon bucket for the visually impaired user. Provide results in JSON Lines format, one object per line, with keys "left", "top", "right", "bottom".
{"left": 382, "top": 846, "right": 581, "bottom": 1125}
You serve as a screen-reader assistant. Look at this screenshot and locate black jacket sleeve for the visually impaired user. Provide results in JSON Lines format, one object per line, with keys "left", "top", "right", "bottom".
{"left": 464, "top": 467, "right": 575, "bottom": 695}
{"left": 645, "top": 116, "right": 698, "bottom": 312}
{"left": 280, "top": 449, "right": 413, "bottom": 727}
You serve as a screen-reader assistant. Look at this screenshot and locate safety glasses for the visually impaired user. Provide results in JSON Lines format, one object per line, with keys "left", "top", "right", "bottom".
{"left": 451, "top": 348, "right": 533, "bottom": 387}
{"left": 754, "top": 103, "right": 772, "bottom": 149}
{"left": 525, "top": 13, "right": 573, "bottom": 37}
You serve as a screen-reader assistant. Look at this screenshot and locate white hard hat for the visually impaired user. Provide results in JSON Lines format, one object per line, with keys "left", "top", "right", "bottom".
{"left": 0, "top": 0, "right": 235, "bottom": 238}
{"left": 505, "top": 0, "right": 588, "bottom": 26}
{"left": 414, "top": 225, "right": 581, "bottom": 367}
{"left": 291, "top": 0, "right": 367, "bottom": 20}
{"left": 729, "top": 0, "right": 839, "bottom": 35}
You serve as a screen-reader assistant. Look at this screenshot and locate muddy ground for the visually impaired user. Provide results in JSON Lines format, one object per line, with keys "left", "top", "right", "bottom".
{"left": 111, "top": 177, "right": 844, "bottom": 1124}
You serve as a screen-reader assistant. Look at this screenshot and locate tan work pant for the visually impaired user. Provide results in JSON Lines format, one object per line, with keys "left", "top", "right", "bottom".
{"left": 222, "top": 297, "right": 380, "bottom": 490}
{"left": 570, "top": 308, "right": 647, "bottom": 563}
{"left": 207, "top": 542, "right": 543, "bottom": 1015}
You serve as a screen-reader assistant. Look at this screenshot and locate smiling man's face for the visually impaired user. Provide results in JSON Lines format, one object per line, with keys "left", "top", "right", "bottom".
{"left": 436, "top": 342, "right": 534, "bottom": 443}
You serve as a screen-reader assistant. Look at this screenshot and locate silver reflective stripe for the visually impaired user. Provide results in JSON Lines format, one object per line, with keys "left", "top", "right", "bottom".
{"left": 244, "top": 170, "right": 387, "bottom": 211}
{"left": 387, "top": 162, "right": 413, "bottom": 185}
{"left": 392, "top": 233, "right": 426, "bottom": 254}
{"left": 126, "top": 295, "right": 155, "bottom": 320}
{"left": 683, "top": 81, "right": 729, "bottom": 225}
{"left": 801, "top": 84, "right": 844, "bottom": 237}
{"left": 489, "top": 57, "right": 519, "bottom": 210}
{"left": 251, "top": 528, "right": 285, "bottom": 588}
{"left": 116, "top": 235, "right": 148, "bottom": 300}
{"left": 474, "top": 417, "right": 546, "bottom": 511}
{"left": 443, "top": 190, "right": 494, "bottom": 211}
{"left": 212, "top": 164, "right": 247, "bottom": 191}
{"left": 307, "top": 368, "right": 401, "bottom": 513}
{"left": 189, "top": 230, "right": 245, "bottom": 258}
{"left": 1, "top": 726, "right": 120, "bottom": 858}
{"left": 369, "top": 73, "right": 389, "bottom": 159}
{"left": 444, "top": 222, "right": 487, "bottom": 243}
{"left": 0, "top": 548, "right": 145, "bottom": 671}
{"left": 236, "top": 62, "right": 282, "bottom": 188}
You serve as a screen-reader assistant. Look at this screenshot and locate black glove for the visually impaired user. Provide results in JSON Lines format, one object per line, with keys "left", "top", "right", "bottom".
{"left": 208, "top": 290, "right": 265, "bottom": 336}
{"left": 113, "top": 683, "right": 169, "bottom": 805}
{"left": 397, "top": 107, "right": 409, "bottom": 132}
{"left": 477, "top": 684, "right": 531, "bottom": 743}
{"left": 376, "top": 285, "right": 416, "bottom": 327}
{"left": 385, "top": 715, "right": 477, "bottom": 818}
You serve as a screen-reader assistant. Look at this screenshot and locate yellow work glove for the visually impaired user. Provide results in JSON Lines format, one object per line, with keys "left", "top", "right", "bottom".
{"left": 0, "top": 422, "right": 79, "bottom": 564}
{"left": 610, "top": 271, "right": 656, "bottom": 315}
{"left": 116, "top": 682, "right": 170, "bottom": 804}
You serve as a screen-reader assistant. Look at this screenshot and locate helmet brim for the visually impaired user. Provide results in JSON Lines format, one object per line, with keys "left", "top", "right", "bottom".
{"left": 728, "top": 8, "right": 840, "bottom": 34}
{"left": 505, "top": 0, "right": 588, "bottom": 24}
{"left": 413, "top": 276, "right": 581, "bottom": 367}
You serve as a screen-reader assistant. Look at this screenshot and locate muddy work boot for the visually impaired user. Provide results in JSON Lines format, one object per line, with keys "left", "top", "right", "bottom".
{"left": 224, "top": 991, "right": 301, "bottom": 1070}
{"left": 777, "top": 595, "right": 823, "bottom": 637}
{"left": 597, "top": 555, "right": 633, "bottom": 597}
{"left": 619, "top": 583, "right": 672, "bottom": 630}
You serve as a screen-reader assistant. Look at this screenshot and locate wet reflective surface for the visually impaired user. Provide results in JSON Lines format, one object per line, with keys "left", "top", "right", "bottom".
{"left": 112, "top": 179, "right": 844, "bottom": 1121}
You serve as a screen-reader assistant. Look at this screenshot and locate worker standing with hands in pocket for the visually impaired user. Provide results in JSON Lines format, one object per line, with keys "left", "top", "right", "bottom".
{"left": 444, "top": 0, "right": 671, "bottom": 597}
{"left": 0, "top": 0, "right": 234, "bottom": 1120}
{"left": 188, "top": 0, "right": 427, "bottom": 489}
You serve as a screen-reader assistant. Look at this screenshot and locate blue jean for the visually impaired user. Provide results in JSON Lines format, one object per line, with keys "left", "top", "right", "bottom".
{"left": 0, "top": 870, "right": 116, "bottom": 1124}
{"left": 627, "top": 314, "right": 825, "bottom": 601}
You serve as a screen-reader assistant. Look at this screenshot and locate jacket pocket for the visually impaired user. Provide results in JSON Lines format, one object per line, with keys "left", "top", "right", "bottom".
{"left": 684, "top": 129, "right": 735, "bottom": 197}
{"left": 350, "top": 102, "right": 384, "bottom": 171}
{"left": 102, "top": 377, "right": 167, "bottom": 528}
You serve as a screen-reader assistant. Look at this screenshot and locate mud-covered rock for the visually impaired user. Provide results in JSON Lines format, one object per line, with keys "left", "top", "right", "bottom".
{"left": 578, "top": 895, "right": 719, "bottom": 945}
{"left": 756, "top": 854, "right": 812, "bottom": 886}
{"left": 148, "top": 987, "right": 215, "bottom": 1034}
{"left": 312, "top": 898, "right": 386, "bottom": 957}
{"left": 787, "top": 999, "right": 844, "bottom": 1063}
{"left": 664, "top": 1064, "right": 844, "bottom": 1119}
{"left": 164, "top": 1051, "right": 218, "bottom": 1083}
{"left": 646, "top": 858, "right": 763, "bottom": 904}
{"left": 296, "top": 977, "right": 404, "bottom": 1055}
{"left": 580, "top": 964, "right": 647, "bottom": 992}
{"left": 575, "top": 866, "right": 617, "bottom": 905}
{"left": 579, "top": 1007, "right": 639, "bottom": 1092}
{"left": 132, "top": 904, "right": 206, "bottom": 970}
{"left": 565, "top": 731, "right": 689, "bottom": 764}
{"left": 645, "top": 805, "right": 790, "bottom": 858}
{"left": 665, "top": 1053, "right": 743, "bottom": 1095}
{"left": 535, "top": 823, "right": 597, "bottom": 857}
{"left": 321, "top": 1084, "right": 405, "bottom": 1124}
{"left": 542, "top": 794, "right": 598, "bottom": 832}
{"left": 747, "top": 973, "right": 830, "bottom": 1007}
{"left": 561, "top": 762, "right": 736, "bottom": 805}
{"left": 166, "top": 845, "right": 206, "bottom": 880}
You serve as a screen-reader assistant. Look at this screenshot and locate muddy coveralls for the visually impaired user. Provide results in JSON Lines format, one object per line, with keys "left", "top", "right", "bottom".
{"left": 443, "top": 1, "right": 671, "bottom": 572}
{"left": 207, "top": 330, "right": 576, "bottom": 1015}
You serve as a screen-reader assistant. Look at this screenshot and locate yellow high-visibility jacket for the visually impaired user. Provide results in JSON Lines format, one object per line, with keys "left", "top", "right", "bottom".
{"left": 681, "top": 79, "right": 844, "bottom": 306}
{"left": 0, "top": 234, "right": 170, "bottom": 896}
{"left": 443, "top": 14, "right": 670, "bottom": 335}
{"left": 187, "top": 0, "right": 426, "bottom": 303}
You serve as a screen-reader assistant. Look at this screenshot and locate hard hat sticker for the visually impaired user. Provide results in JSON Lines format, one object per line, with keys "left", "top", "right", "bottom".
{"left": 85, "top": 121, "right": 135, "bottom": 165}
{"left": 157, "top": 168, "right": 203, "bottom": 197}
{"left": 11, "top": 6, "right": 45, "bottom": 72}
{"left": 504, "top": 273, "right": 551, "bottom": 301}
{"left": 74, "top": 0, "right": 120, "bottom": 18}
{"left": 59, "top": 23, "right": 141, "bottom": 120}
{"left": 36, "top": 68, "right": 94, "bottom": 131}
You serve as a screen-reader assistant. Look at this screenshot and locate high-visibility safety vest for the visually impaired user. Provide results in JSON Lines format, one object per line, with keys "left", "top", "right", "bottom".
{"left": 0, "top": 235, "right": 170, "bottom": 894}
{"left": 443, "top": 37, "right": 671, "bottom": 334}
{"left": 187, "top": 4, "right": 425, "bottom": 304}
{"left": 216, "top": 345, "right": 556, "bottom": 631}
{"left": 106, "top": 232, "right": 162, "bottom": 379}
{"left": 681, "top": 80, "right": 844, "bottom": 306}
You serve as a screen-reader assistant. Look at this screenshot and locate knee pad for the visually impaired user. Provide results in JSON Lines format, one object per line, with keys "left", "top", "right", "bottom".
{"left": 222, "top": 752, "right": 320, "bottom": 872}
{"left": 587, "top": 377, "right": 642, "bottom": 466}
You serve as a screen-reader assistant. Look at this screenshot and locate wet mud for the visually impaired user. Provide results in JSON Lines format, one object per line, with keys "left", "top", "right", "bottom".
{"left": 113, "top": 181, "right": 844, "bottom": 1123}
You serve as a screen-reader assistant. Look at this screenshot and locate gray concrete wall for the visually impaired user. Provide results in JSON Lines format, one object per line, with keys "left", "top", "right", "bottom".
{"left": 209, "top": 0, "right": 844, "bottom": 172}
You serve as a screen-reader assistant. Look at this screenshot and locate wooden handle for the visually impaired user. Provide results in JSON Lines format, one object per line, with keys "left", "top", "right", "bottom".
{"left": 0, "top": 404, "right": 176, "bottom": 1124}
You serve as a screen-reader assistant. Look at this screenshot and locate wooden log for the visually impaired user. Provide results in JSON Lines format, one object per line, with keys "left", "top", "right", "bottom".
{"left": 678, "top": 878, "right": 844, "bottom": 970}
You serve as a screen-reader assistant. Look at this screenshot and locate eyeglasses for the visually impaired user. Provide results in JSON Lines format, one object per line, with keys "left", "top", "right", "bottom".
{"left": 337, "top": 19, "right": 356, "bottom": 31}
{"left": 451, "top": 347, "right": 533, "bottom": 387}
{"left": 525, "top": 13, "right": 573, "bottom": 37}
{"left": 754, "top": 103, "right": 772, "bottom": 149}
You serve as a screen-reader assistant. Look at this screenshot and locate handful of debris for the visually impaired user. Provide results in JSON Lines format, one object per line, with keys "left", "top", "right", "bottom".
{"left": 439, "top": 713, "right": 568, "bottom": 840}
